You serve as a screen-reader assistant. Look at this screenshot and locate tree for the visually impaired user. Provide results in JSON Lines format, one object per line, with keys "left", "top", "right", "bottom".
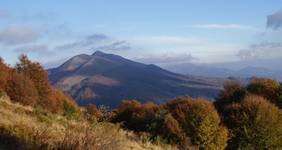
{"left": 0, "top": 58, "right": 10, "bottom": 92}
{"left": 5, "top": 71, "right": 39, "bottom": 106}
{"left": 15, "top": 55, "right": 52, "bottom": 105}
{"left": 165, "top": 97, "right": 228, "bottom": 150}
{"left": 223, "top": 95, "right": 282, "bottom": 149}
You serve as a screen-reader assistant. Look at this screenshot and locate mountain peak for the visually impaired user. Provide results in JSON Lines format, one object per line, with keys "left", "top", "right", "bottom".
{"left": 92, "top": 50, "right": 106, "bottom": 56}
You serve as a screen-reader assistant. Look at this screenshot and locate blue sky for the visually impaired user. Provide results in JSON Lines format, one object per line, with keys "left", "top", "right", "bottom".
{"left": 0, "top": 0, "right": 281, "bottom": 68}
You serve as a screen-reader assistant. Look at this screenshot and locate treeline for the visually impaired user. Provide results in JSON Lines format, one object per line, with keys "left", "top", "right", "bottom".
{"left": 0, "top": 55, "right": 79, "bottom": 116}
{"left": 106, "top": 79, "right": 282, "bottom": 149}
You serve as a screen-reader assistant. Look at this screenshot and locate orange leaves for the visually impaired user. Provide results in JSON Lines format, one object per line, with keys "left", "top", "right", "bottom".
{"left": 5, "top": 71, "right": 38, "bottom": 106}
{"left": 0, "top": 58, "right": 11, "bottom": 91}
{"left": 16, "top": 54, "right": 52, "bottom": 102}
{"left": 0, "top": 55, "right": 79, "bottom": 115}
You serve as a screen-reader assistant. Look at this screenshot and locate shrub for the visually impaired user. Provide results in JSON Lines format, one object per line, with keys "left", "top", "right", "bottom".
{"left": 223, "top": 95, "right": 282, "bottom": 149}
{"left": 165, "top": 97, "right": 229, "bottom": 150}
{"left": 5, "top": 71, "right": 39, "bottom": 106}
{"left": 147, "top": 108, "right": 184, "bottom": 144}
{"left": 63, "top": 100, "right": 80, "bottom": 119}
{"left": 85, "top": 104, "right": 102, "bottom": 122}
{"left": 247, "top": 79, "right": 282, "bottom": 108}
{"left": 112, "top": 100, "right": 158, "bottom": 131}
{"left": 112, "top": 100, "right": 184, "bottom": 144}
{"left": 214, "top": 80, "right": 247, "bottom": 114}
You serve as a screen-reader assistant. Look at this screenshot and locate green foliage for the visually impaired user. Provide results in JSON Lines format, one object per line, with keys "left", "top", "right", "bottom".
{"left": 63, "top": 100, "right": 79, "bottom": 119}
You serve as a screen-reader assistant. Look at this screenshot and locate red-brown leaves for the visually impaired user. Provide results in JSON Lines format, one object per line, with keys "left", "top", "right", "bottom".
{"left": 5, "top": 71, "right": 38, "bottom": 106}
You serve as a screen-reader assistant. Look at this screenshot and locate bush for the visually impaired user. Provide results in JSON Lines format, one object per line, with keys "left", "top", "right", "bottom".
{"left": 247, "top": 79, "right": 282, "bottom": 108}
{"left": 112, "top": 100, "right": 184, "bottom": 144}
{"left": 5, "top": 71, "right": 39, "bottom": 106}
{"left": 223, "top": 95, "right": 282, "bottom": 149}
{"left": 112, "top": 100, "right": 158, "bottom": 131}
{"left": 85, "top": 104, "right": 102, "bottom": 122}
{"left": 63, "top": 100, "right": 80, "bottom": 119}
{"left": 165, "top": 97, "right": 229, "bottom": 150}
{"left": 214, "top": 81, "right": 247, "bottom": 114}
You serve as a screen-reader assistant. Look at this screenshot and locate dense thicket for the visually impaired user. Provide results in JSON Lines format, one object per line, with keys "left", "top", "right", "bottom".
{"left": 112, "top": 98, "right": 229, "bottom": 149}
{"left": 222, "top": 96, "right": 282, "bottom": 149}
{"left": 0, "top": 59, "right": 10, "bottom": 93}
{"left": 5, "top": 71, "right": 39, "bottom": 106}
{"left": 215, "top": 79, "right": 282, "bottom": 149}
{"left": 112, "top": 100, "right": 184, "bottom": 144}
{"left": 215, "top": 79, "right": 282, "bottom": 110}
{"left": 0, "top": 56, "right": 79, "bottom": 115}
{"left": 165, "top": 97, "right": 228, "bottom": 150}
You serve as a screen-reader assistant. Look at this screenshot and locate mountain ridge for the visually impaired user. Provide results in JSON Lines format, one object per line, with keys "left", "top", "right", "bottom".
{"left": 48, "top": 51, "right": 222, "bottom": 108}
{"left": 165, "top": 62, "right": 282, "bottom": 81}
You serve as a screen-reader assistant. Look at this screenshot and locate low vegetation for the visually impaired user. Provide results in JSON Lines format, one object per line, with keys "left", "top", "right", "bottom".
{"left": 0, "top": 95, "right": 176, "bottom": 150}
{"left": 1, "top": 55, "right": 282, "bottom": 149}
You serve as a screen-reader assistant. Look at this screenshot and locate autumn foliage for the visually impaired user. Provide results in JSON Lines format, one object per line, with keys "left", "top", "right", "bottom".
{"left": 0, "top": 55, "right": 79, "bottom": 115}
{"left": 221, "top": 96, "right": 282, "bottom": 149}
{"left": 112, "top": 98, "right": 229, "bottom": 149}
{"left": 1, "top": 55, "right": 282, "bottom": 149}
{"left": 0, "top": 58, "right": 10, "bottom": 92}
{"left": 165, "top": 97, "right": 228, "bottom": 150}
{"left": 5, "top": 71, "right": 39, "bottom": 106}
{"left": 215, "top": 79, "right": 282, "bottom": 149}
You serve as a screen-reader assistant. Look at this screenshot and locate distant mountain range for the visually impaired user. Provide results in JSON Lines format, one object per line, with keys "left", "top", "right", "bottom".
{"left": 48, "top": 51, "right": 222, "bottom": 108}
{"left": 165, "top": 63, "right": 282, "bottom": 81}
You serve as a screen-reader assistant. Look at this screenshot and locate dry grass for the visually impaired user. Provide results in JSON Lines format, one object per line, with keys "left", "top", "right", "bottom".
{"left": 0, "top": 96, "right": 178, "bottom": 150}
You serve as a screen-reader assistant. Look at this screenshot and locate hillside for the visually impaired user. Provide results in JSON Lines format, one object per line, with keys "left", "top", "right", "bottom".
{"left": 48, "top": 51, "right": 222, "bottom": 108}
{"left": 0, "top": 95, "right": 177, "bottom": 150}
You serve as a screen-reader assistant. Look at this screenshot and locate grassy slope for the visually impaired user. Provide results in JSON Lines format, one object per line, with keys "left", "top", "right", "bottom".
{"left": 0, "top": 96, "right": 177, "bottom": 150}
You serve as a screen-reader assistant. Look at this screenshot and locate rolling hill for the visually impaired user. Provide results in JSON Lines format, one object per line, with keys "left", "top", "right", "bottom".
{"left": 165, "top": 62, "right": 282, "bottom": 81}
{"left": 48, "top": 51, "right": 222, "bottom": 108}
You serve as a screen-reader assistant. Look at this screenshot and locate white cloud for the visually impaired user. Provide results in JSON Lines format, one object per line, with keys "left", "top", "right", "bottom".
{"left": 14, "top": 44, "right": 53, "bottom": 55}
{"left": 0, "top": 26, "right": 39, "bottom": 45}
{"left": 134, "top": 36, "right": 201, "bottom": 45}
{"left": 237, "top": 41, "right": 282, "bottom": 60}
{"left": 192, "top": 24, "right": 258, "bottom": 30}
{"left": 135, "top": 53, "right": 195, "bottom": 64}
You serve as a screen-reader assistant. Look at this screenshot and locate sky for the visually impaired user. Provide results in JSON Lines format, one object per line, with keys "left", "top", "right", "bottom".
{"left": 0, "top": 0, "right": 281, "bottom": 69}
